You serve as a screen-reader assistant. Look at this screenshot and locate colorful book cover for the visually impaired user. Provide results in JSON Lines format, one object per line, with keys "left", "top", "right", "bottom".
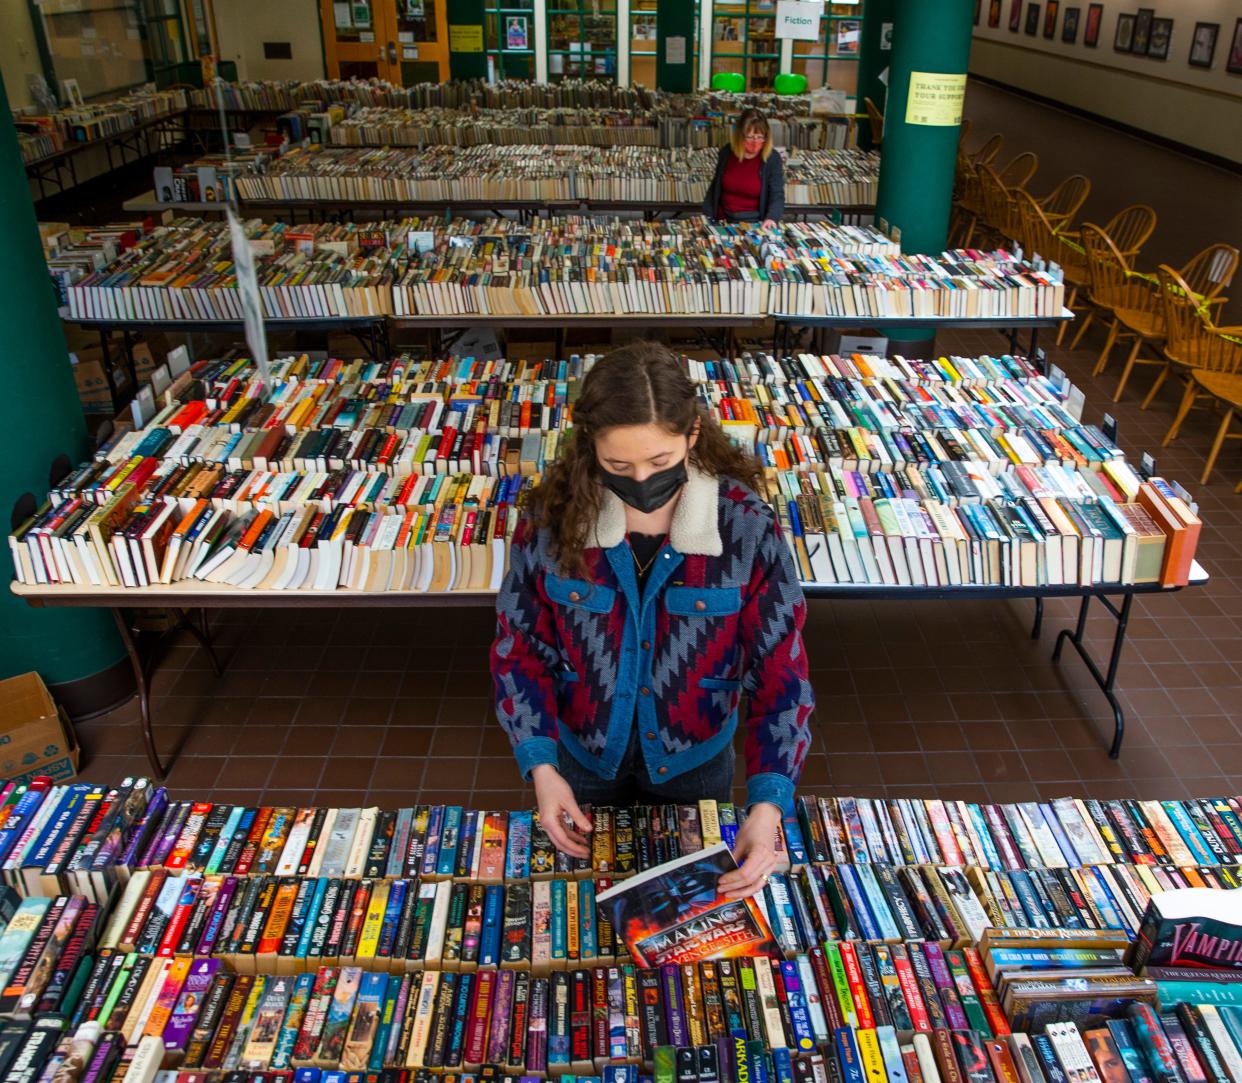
{"left": 597, "top": 843, "right": 779, "bottom": 967}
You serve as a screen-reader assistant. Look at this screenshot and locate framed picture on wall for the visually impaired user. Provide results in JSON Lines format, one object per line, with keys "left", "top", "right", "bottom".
{"left": 1132, "top": 8, "right": 1153, "bottom": 53}
{"left": 1189, "top": 22, "right": 1218, "bottom": 68}
{"left": 989, "top": 0, "right": 1001, "bottom": 28}
{"left": 1010, "top": 0, "right": 1023, "bottom": 32}
{"left": 1115, "top": 13, "right": 1135, "bottom": 51}
{"left": 1084, "top": 3, "right": 1103, "bottom": 46}
{"left": 1043, "top": 0, "right": 1058, "bottom": 38}
{"left": 1147, "top": 18, "right": 1172, "bottom": 59}
{"left": 1228, "top": 18, "right": 1242, "bottom": 74}
{"left": 1025, "top": 3, "right": 1041, "bottom": 35}
{"left": 1063, "top": 7, "right": 1080, "bottom": 43}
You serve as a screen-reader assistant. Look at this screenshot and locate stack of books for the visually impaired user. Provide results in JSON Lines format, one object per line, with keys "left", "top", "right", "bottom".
{"left": 14, "top": 88, "right": 187, "bottom": 164}
{"left": 8, "top": 346, "right": 1199, "bottom": 595}
{"left": 226, "top": 146, "right": 879, "bottom": 209}
{"left": 59, "top": 218, "right": 401, "bottom": 322}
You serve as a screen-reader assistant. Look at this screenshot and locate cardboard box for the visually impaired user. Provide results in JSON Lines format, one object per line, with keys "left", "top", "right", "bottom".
{"left": 0, "top": 673, "right": 80, "bottom": 784}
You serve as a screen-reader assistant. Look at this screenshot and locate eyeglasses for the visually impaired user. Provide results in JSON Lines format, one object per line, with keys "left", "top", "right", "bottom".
{"left": 743, "top": 133, "right": 766, "bottom": 142}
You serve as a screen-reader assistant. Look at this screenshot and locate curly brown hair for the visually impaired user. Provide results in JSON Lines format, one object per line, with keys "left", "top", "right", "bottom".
{"left": 525, "top": 341, "right": 762, "bottom": 577}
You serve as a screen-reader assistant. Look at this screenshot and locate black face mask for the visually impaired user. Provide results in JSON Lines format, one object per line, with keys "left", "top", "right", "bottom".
{"left": 600, "top": 458, "right": 689, "bottom": 514}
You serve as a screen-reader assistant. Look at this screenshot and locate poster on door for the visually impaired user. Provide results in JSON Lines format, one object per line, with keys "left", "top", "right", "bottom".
{"left": 506, "top": 16, "right": 528, "bottom": 49}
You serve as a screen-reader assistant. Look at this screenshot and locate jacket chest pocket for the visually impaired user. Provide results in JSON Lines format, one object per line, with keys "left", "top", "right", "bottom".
{"left": 664, "top": 585, "right": 742, "bottom": 618}
{"left": 545, "top": 573, "right": 617, "bottom": 615}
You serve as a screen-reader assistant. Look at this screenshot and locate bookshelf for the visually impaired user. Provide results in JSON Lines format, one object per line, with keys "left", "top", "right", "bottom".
{"left": 546, "top": 0, "right": 619, "bottom": 82}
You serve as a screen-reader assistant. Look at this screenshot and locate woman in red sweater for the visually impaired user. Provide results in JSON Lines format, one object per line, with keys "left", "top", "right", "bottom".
{"left": 702, "top": 109, "right": 786, "bottom": 226}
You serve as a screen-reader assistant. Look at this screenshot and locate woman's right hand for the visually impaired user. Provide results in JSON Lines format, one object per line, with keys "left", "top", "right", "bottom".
{"left": 531, "top": 764, "right": 592, "bottom": 858}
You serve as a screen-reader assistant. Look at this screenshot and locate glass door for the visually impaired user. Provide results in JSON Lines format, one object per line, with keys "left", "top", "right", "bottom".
{"left": 319, "top": 0, "right": 448, "bottom": 81}
{"left": 393, "top": 0, "right": 448, "bottom": 83}
{"left": 629, "top": 0, "right": 657, "bottom": 87}
{"left": 321, "top": 0, "right": 392, "bottom": 80}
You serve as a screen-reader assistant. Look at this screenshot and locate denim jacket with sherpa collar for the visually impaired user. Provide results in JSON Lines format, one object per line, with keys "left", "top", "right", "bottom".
{"left": 490, "top": 464, "right": 814, "bottom": 816}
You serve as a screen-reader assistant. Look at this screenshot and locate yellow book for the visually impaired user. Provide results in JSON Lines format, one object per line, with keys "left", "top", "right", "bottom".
{"left": 698, "top": 801, "right": 722, "bottom": 848}
{"left": 855, "top": 1026, "right": 888, "bottom": 1080}
{"left": 355, "top": 879, "right": 390, "bottom": 963}
{"left": 566, "top": 878, "right": 580, "bottom": 966}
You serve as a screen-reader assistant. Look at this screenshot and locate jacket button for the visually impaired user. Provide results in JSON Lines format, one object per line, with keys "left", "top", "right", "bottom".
{"left": 657, "top": 766, "right": 668, "bottom": 775}
{"left": 568, "top": 591, "right": 581, "bottom": 601}
{"left": 641, "top": 640, "right": 651, "bottom": 650}
{"left": 694, "top": 600, "right": 707, "bottom": 611}
{"left": 646, "top": 731, "right": 656, "bottom": 740}
{"left": 640, "top": 686, "right": 650, "bottom": 696}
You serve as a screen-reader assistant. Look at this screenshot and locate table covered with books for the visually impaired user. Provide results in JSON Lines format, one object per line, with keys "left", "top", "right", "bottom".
{"left": 0, "top": 775, "right": 1240, "bottom": 1083}
{"left": 10, "top": 348, "right": 1209, "bottom": 782}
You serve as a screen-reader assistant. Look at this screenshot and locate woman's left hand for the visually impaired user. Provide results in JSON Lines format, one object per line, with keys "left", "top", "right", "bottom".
{"left": 718, "top": 802, "right": 781, "bottom": 897}
{"left": 761, "top": 219, "right": 777, "bottom": 230}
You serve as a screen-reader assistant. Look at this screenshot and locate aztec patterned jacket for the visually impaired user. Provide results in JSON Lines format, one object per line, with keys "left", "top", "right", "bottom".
{"left": 491, "top": 464, "right": 814, "bottom": 815}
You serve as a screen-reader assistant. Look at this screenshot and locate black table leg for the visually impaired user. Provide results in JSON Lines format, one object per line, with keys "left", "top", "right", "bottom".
{"left": 1031, "top": 597, "right": 1043, "bottom": 639}
{"left": 112, "top": 607, "right": 166, "bottom": 780}
{"left": 98, "top": 330, "right": 119, "bottom": 406}
{"left": 1029, "top": 326, "right": 1040, "bottom": 360}
{"left": 1052, "top": 592, "right": 1133, "bottom": 758}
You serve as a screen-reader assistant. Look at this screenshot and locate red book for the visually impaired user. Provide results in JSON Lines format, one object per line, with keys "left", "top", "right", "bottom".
{"left": 836, "top": 942, "right": 875, "bottom": 1029}
{"left": 232, "top": 807, "right": 273, "bottom": 877}
{"left": 892, "top": 945, "right": 932, "bottom": 1032}
{"left": 464, "top": 969, "right": 494, "bottom": 1067}
{"left": 962, "top": 947, "right": 1010, "bottom": 1037}
{"left": 437, "top": 427, "right": 457, "bottom": 460}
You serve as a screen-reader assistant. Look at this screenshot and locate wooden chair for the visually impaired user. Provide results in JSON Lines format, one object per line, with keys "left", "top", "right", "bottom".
{"left": 864, "top": 97, "right": 884, "bottom": 148}
{"left": 1065, "top": 206, "right": 1157, "bottom": 347}
{"left": 1159, "top": 291, "right": 1242, "bottom": 484}
{"left": 996, "top": 150, "right": 1038, "bottom": 190}
{"left": 1013, "top": 189, "right": 1059, "bottom": 265}
{"left": 977, "top": 163, "right": 1020, "bottom": 247}
{"left": 1149, "top": 265, "right": 1242, "bottom": 418}
{"left": 1033, "top": 174, "right": 1091, "bottom": 229}
{"left": 970, "top": 132, "right": 1004, "bottom": 169}
{"left": 1178, "top": 242, "right": 1239, "bottom": 317}
{"left": 1079, "top": 225, "right": 1167, "bottom": 400}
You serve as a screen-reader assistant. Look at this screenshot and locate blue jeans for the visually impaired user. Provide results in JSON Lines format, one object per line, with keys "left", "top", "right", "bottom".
{"left": 557, "top": 725, "right": 735, "bottom": 806}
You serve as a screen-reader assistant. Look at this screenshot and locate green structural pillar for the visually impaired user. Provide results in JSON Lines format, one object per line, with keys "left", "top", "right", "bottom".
{"left": 0, "top": 73, "right": 128, "bottom": 716}
{"left": 855, "top": 0, "right": 895, "bottom": 151}
{"left": 872, "top": 0, "right": 973, "bottom": 347}
{"left": 874, "top": 0, "right": 973, "bottom": 256}
{"left": 656, "top": 0, "right": 695, "bottom": 93}
{"left": 446, "top": 0, "right": 489, "bottom": 80}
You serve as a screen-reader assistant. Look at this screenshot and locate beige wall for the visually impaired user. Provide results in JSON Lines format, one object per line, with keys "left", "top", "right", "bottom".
{"left": 213, "top": 0, "right": 326, "bottom": 82}
{"left": 970, "top": 1, "right": 1242, "bottom": 164}
{"left": 1, "top": 0, "right": 47, "bottom": 112}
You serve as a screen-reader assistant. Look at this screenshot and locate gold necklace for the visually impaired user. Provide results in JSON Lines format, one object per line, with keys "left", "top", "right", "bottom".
{"left": 632, "top": 547, "right": 659, "bottom": 578}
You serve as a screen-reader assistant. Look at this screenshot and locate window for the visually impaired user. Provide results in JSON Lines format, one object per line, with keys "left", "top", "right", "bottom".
{"left": 710, "top": 0, "right": 778, "bottom": 91}
{"left": 791, "top": 2, "right": 863, "bottom": 95}
{"left": 485, "top": 0, "right": 535, "bottom": 80}
{"left": 547, "top": 0, "right": 618, "bottom": 82}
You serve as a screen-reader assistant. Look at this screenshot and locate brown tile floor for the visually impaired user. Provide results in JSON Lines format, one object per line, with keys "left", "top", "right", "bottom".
{"left": 63, "top": 83, "right": 1242, "bottom": 810}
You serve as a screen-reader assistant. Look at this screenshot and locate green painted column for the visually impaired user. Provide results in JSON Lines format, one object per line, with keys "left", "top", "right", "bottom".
{"left": 656, "top": 0, "right": 695, "bottom": 92}
{"left": 447, "top": 0, "right": 489, "bottom": 79}
{"left": 874, "top": 0, "right": 973, "bottom": 256}
{"left": 855, "top": 0, "right": 895, "bottom": 151}
{"left": 0, "top": 73, "right": 126, "bottom": 710}
{"left": 872, "top": 0, "right": 972, "bottom": 346}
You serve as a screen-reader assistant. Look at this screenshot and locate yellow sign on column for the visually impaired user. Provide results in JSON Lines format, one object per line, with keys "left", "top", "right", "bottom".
{"left": 449, "top": 23, "right": 484, "bottom": 52}
{"left": 904, "top": 71, "right": 967, "bottom": 126}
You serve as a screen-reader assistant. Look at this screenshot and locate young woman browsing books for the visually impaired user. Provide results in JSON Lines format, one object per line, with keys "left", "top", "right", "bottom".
{"left": 490, "top": 342, "right": 814, "bottom": 898}
{"left": 701, "top": 109, "right": 786, "bottom": 226}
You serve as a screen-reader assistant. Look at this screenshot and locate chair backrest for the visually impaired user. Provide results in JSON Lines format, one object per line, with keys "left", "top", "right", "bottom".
{"left": 773, "top": 72, "right": 807, "bottom": 95}
{"left": 864, "top": 97, "right": 884, "bottom": 144}
{"left": 970, "top": 133, "right": 1004, "bottom": 168}
{"left": 1038, "top": 174, "right": 1091, "bottom": 222}
{"left": 978, "top": 163, "right": 1016, "bottom": 238}
{"left": 711, "top": 72, "right": 746, "bottom": 93}
{"left": 1013, "top": 189, "right": 1057, "bottom": 257}
{"left": 996, "top": 150, "right": 1038, "bottom": 190}
{"left": 1081, "top": 223, "right": 1131, "bottom": 300}
{"left": 1179, "top": 243, "right": 1240, "bottom": 303}
{"left": 958, "top": 118, "right": 973, "bottom": 149}
{"left": 1103, "top": 204, "right": 1157, "bottom": 259}
{"left": 1158, "top": 264, "right": 1242, "bottom": 375}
